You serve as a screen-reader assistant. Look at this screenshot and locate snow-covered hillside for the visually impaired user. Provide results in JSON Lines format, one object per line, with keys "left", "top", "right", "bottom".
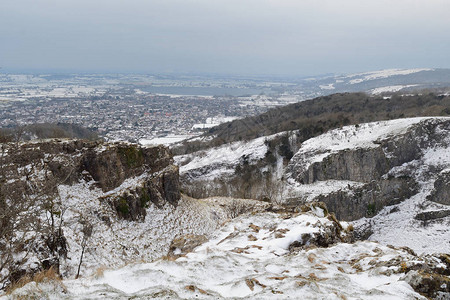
{"left": 7, "top": 204, "right": 448, "bottom": 299}
{"left": 175, "top": 117, "right": 450, "bottom": 256}
{"left": 58, "top": 180, "right": 263, "bottom": 278}
{"left": 286, "top": 117, "right": 450, "bottom": 254}
{"left": 287, "top": 117, "right": 431, "bottom": 174}
{"left": 0, "top": 140, "right": 268, "bottom": 291}
{"left": 176, "top": 134, "right": 271, "bottom": 178}
{"left": 301, "top": 68, "right": 450, "bottom": 96}
{"left": 2, "top": 117, "right": 450, "bottom": 299}
{"left": 344, "top": 69, "right": 432, "bottom": 85}
{"left": 175, "top": 131, "right": 296, "bottom": 199}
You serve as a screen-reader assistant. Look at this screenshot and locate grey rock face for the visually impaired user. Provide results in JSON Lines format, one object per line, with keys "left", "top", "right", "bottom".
{"left": 427, "top": 171, "right": 450, "bottom": 206}
{"left": 415, "top": 210, "right": 450, "bottom": 222}
{"left": 316, "top": 178, "right": 417, "bottom": 220}
{"left": 298, "top": 147, "right": 390, "bottom": 184}
{"left": 1, "top": 139, "right": 180, "bottom": 217}
{"left": 81, "top": 143, "right": 174, "bottom": 192}
{"left": 286, "top": 118, "right": 450, "bottom": 221}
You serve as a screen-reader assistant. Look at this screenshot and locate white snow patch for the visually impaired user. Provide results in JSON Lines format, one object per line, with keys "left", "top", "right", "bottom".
{"left": 289, "top": 118, "right": 441, "bottom": 173}
{"left": 139, "top": 135, "right": 192, "bottom": 146}
{"left": 370, "top": 85, "right": 418, "bottom": 94}
{"left": 346, "top": 68, "right": 432, "bottom": 84}
{"left": 319, "top": 83, "right": 335, "bottom": 90}
{"left": 176, "top": 134, "right": 275, "bottom": 175}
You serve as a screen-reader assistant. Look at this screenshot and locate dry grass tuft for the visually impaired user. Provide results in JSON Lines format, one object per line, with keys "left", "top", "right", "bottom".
{"left": 6, "top": 267, "right": 64, "bottom": 295}
{"left": 93, "top": 266, "right": 108, "bottom": 278}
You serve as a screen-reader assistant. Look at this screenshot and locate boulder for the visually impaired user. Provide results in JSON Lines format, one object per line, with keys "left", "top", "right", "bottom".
{"left": 427, "top": 171, "right": 450, "bottom": 206}
{"left": 167, "top": 234, "right": 208, "bottom": 259}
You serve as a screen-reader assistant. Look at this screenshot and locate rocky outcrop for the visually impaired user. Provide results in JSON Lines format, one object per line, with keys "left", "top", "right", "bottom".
{"left": 82, "top": 143, "right": 174, "bottom": 192}
{"left": 415, "top": 210, "right": 450, "bottom": 222}
{"left": 315, "top": 178, "right": 417, "bottom": 220}
{"left": 176, "top": 131, "right": 300, "bottom": 201}
{"left": 166, "top": 234, "right": 208, "bottom": 260}
{"left": 286, "top": 118, "right": 450, "bottom": 221}
{"left": 102, "top": 165, "right": 180, "bottom": 221}
{"left": 298, "top": 147, "right": 391, "bottom": 184}
{"left": 427, "top": 171, "right": 450, "bottom": 206}
{"left": 1, "top": 139, "right": 179, "bottom": 207}
{"left": 0, "top": 139, "right": 181, "bottom": 288}
{"left": 403, "top": 269, "right": 450, "bottom": 299}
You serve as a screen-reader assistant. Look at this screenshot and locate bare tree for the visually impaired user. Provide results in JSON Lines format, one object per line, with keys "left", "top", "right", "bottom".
{"left": 0, "top": 145, "right": 69, "bottom": 289}
{"left": 0, "top": 143, "right": 44, "bottom": 288}
{"left": 76, "top": 218, "right": 93, "bottom": 279}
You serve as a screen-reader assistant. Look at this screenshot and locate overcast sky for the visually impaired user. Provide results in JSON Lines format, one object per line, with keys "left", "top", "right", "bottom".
{"left": 1, "top": 0, "right": 449, "bottom": 76}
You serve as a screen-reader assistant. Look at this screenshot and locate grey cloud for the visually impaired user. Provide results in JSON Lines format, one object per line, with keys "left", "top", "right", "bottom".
{"left": 1, "top": 0, "right": 449, "bottom": 75}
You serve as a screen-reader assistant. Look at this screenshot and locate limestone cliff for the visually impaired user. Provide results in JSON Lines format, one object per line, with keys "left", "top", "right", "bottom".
{"left": 285, "top": 118, "right": 450, "bottom": 221}
{"left": 1, "top": 139, "right": 180, "bottom": 217}
{"left": 0, "top": 139, "right": 181, "bottom": 287}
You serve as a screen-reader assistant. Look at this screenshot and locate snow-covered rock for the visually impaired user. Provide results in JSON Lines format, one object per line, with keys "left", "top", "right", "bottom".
{"left": 176, "top": 117, "right": 450, "bottom": 256}
{"left": 175, "top": 131, "right": 298, "bottom": 200}
{"left": 6, "top": 204, "right": 448, "bottom": 299}
{"left": 284, "top": 117, "right": 450, "bottom": 254}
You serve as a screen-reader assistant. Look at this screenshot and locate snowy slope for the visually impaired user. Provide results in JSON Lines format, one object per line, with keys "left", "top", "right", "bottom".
{"left": 299, "top": 68, "right": 450, "bottom": 97}
{"left": 175, "top": 134, "right": 273, "bottom": 178}
{"left": 284, "top": 117, "right": 450, "bottom": 254}
{"left": 7, "top": 207, "right": 439, "bottom": 299}
{"left": 55, "top": 177, "right": 266, "bottom": 279}
{"left": 176, "top": 117, "right": 450, "bottom": 255}
{"left": 354, "top": 126, "right": 450, "bottom": 254}
{"left": 287, "top": 117, "right": 433, "bottom": 173}
{"left": 345, "top": 69, "right": 432, "bottom": 84}
{"left": 369, "top": 84, "right": 418, "bottom": 94}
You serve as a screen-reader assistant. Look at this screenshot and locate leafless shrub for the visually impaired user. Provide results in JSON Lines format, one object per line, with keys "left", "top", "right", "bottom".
{"left": 0, "top": 145, "right": 70, "bottom": 289}
{"left": 228, "top": 200, "right": 256, "bottom": 219}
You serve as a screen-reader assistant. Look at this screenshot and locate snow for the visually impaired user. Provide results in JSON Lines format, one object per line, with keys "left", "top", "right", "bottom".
{"left": 346, "top": 68, "right": 432, "bottom": 84}
{"left": 8, "top": 209, "right": 428, "bottom": 299}
{"left": 176, "top": 134, "right": 274, "bottom": 175}
{"left": 284, "top": 179, "right": 365, "bottom": 202}
{"left": 289, "top": 118, "right": 440, "bottom": 172}
{"left": 192, "top": 116, "right": 239, "bottom": 130}
{"left": 370, "top": 85, "right": 418, "bottom": 94}
{"left": 139, "top": 135, "right": 193, "bottom": 146}
{"left": 355, "top": 185, "right": 450, "bottom": 255}
{"left": 56, "top": 177, "right": 245, "bottom": 279}
{"left": 319, "top": 83, "right": 335, "bottom": 90}
{"left": 192, "top": 123, "right": 218, "bottom": 129}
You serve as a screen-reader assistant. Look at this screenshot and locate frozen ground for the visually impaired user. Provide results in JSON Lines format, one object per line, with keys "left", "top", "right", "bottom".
{"left": 5, "top": 208, "right": 429, "bottom": 299}
{"left": 54, "top": 174, "right": 264, "bottom": 279}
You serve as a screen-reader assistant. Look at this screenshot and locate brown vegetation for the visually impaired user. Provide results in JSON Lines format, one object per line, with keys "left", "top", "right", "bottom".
{"left": 5, "top": 267, "right": 64, "bottom": 295}
{"left": 174, "top": 92, "right": 450, "bottom": 155}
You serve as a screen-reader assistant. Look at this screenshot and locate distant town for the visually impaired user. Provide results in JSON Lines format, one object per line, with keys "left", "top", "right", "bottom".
{"left": 1, "top": 69, "right": 448, "bottom": 145}
{"left": 0, "top": 74, "right": 307, "bottom": 144}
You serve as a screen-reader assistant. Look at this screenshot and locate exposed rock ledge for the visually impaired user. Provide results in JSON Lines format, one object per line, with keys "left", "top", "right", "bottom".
{"left": 286, "top": 118, "right": 450, "bottom": 221}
